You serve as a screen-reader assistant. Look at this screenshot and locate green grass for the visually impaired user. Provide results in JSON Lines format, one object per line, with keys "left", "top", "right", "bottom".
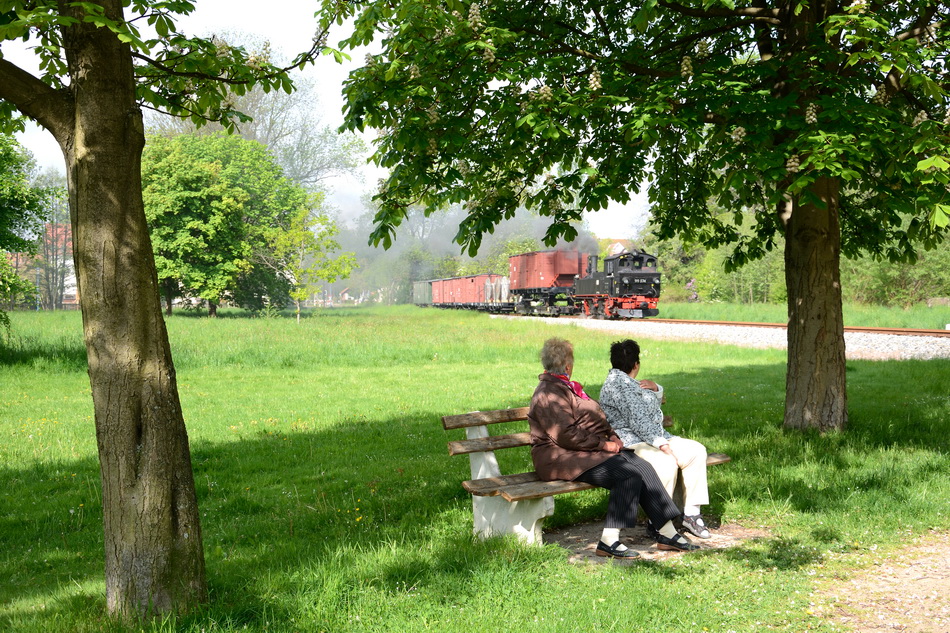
{"left": 1, "top": 306, "right": 948, "bottom": 632}
{"left": 659, "top": 300, "right": 950, "bottom": 329}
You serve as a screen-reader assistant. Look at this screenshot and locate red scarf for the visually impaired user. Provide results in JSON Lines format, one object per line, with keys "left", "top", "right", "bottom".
{"left": 547, "top": 372, "right": 591, "bottom": 400}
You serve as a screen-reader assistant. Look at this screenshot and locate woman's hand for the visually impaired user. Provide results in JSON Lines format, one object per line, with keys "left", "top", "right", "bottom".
{"left": 659, "top": 444, "right": 673, "bottom": 456}
{"left": 639, "top": 379, "right": 659, "bottom": 392}
{"left": 603, "top": 441, "right": 622, "bottom": 453}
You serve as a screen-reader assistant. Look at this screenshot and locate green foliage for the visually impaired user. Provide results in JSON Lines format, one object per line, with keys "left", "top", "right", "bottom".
{"left": 325, "top": 0, "right": 949, "bottom": 263}
{"left": 0, "top": 251, "right": 35, "bottom": 312}
{"left": 142, "top": 133, "right": 352, "bottom": 311}
{"left": 268, "top": 202, "right": 357, "bottom": 317}
{"left": 645, "top": 216, "right": 950, "bottom": 306}
{"left": 0, "top": 134, "right": 45, "bottom": 326}
{"left": 2, "top": 307, "right": 948, "bottom": 632}
{"left": 0, "top": 134, "right": 45, "bottom": 254}
{"left": 841, "top": 242, "right": 950, "bottom": 306}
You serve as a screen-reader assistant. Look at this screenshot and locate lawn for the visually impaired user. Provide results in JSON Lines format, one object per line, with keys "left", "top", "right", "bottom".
{"left": 658, "top": 300, "right": 950, "bottom": 329}
{"left": 1, "top": 306, "right": 948, "bottom": 632}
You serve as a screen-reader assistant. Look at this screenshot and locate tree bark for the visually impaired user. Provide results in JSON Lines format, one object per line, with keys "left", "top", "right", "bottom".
{"left": 783, "top": 176, "right": 848, "bottom": 431}
{"left": 0, "top": 0, "right": 208, "bottom": 617}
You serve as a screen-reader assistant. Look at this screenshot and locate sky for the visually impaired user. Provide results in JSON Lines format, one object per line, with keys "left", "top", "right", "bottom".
{"left": 7, "top": 0, "right": 650, "bottom": 240}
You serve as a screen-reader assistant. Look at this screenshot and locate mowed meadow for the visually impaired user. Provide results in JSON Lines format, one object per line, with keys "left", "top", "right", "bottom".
{"left": 2, "top": 306, "right": 948, "bottom": 633}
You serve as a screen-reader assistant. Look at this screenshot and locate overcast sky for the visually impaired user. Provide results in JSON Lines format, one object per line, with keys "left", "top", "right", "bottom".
{"left": 7, "top": 0, "right": 648, "bottom": 239}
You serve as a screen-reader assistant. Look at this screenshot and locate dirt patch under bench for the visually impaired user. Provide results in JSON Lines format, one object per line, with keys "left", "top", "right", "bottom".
{"left": 545, "top": 522, "right": 950, "bottom": 632}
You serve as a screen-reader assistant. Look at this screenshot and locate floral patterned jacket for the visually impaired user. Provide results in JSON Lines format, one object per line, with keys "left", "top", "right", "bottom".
{"left": 598, "top": 368, "right": 672, "bottom": 448}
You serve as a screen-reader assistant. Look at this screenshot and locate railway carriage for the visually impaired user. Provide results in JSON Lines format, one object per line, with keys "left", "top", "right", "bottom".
{"left": 411, "top": 248, "right": 662, "bottom": 318}
{"left": 508, "top": 250, "right": 587, "bottom": 316}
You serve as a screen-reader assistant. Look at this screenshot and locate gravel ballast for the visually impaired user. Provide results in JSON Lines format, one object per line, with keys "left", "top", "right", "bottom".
{"left": 492, "top": 316, "right": 950, "bottom": 361}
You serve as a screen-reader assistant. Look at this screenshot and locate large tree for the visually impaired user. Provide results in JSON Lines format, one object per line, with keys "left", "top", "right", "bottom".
{"left": 142, "top": 132, "right": 354, "bottom": 315}
{"left": 0, "top": 133, "right": 44, "bottom": 253}
{"left": 261, "top": 201, "right": 357, "bottom": 320}
{"left": 0, "top": 133, "right": 44, "bottom": 323}
{"left": 326, "top": 0, "right": 950, "bottom": 431}
{"left": 0, "top": 0, "right": 330, "bottom": 618}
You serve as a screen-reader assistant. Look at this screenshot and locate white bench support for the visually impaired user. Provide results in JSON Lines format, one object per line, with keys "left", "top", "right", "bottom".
{"left": 466, "top": 425, "right": 554, "bottom": 545}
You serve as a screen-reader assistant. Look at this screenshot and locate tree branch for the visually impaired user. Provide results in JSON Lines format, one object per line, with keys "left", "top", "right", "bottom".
{"left": 657, "top": 0, "right": 781, "bottom": 21}
{"left": 0, "top": 58, "right": 74, "bottom": 144}
{"left": 752, "top": 0, "right": 776, "bottom": 61}
{"left": 130, "top": 41, "right": 322, "bottom": 87}
{"left": 590, "top": 6, "right": 621, "bottom": 57}
{"left": 896, "top": 20, "right": 944, "bottom": 43}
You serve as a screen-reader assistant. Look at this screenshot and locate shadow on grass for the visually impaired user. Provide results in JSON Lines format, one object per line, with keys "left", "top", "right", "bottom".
{"left": 1, "top": 356, "right": 948, "bottom": 629}
{"left": 0, "top": 336, "right": 87, "bottom": 371}
{"left": 167, "top": 306, "right": 370, "bottom": 320}
{"left": 720, "top": 537, "right": 824, "bottom": 571}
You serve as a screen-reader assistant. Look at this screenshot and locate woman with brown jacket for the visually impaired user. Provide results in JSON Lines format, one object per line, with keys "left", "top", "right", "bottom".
{"left": 528, "top": 337, "right": 698, "bottom": 558}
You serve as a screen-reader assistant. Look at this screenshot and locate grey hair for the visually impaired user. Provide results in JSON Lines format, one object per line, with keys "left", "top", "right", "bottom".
{"left": 540, "top": 337, "right": 573, "bottom": 374}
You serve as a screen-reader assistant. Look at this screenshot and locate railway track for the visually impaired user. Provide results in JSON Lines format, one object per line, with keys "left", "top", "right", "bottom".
{"left": 644, "top": 318, "right": 950, "bottom": 338}
{"left": 504, "top": 314, "right": 950, "bottom": 359}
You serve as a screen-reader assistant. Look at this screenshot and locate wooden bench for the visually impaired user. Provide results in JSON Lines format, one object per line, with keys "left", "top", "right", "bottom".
{"left": 442, "top": 406, "right": 731, "bottom": 545}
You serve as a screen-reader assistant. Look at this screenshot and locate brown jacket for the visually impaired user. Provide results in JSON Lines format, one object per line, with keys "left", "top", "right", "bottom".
{"left": 528, "top": 373, "right": 621, "bottom": 481}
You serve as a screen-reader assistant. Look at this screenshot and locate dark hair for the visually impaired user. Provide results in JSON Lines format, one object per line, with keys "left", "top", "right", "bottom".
{"left": 610, "top": 339, "right": 640, "bottom": 373}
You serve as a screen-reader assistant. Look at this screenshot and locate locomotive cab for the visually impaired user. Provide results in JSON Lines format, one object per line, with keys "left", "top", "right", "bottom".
{"left": 573, "top": 249, "right": 661, "bottom": 318}
{"left": 610, "top": 251, "right": 659, "bottom": 297}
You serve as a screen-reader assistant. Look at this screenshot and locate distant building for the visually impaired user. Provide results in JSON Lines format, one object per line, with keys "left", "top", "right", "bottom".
{"left": 603, "top": 239, "right": 636, "bottom": 257}
{"left": 6, "top": 223, "right": 79, "bottom": 309}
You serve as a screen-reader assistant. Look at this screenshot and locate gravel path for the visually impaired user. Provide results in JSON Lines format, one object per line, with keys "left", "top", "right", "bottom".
{"left": 492, "top": 316, "right": 950, "bottom": 361}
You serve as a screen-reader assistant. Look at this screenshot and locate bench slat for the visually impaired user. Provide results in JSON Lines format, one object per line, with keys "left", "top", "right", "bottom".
{"left": 442, "top": 407, "right": 530, "bottom": 430}
{"left": 499, "top": 479, "right": 596, "bottom": 502}
{"left": 460, "top": 455, "right": 731, "bottom": 498}
{"left": 462, "top": 472, "right": 541, "bottom": 496}
{"left": 448, "top": 432, "right": 532, "bottom": 456}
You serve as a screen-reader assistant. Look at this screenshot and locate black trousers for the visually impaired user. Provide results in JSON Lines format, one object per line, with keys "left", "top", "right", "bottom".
{"left": 574, "top": 451, "right": 681, "bottom": 529}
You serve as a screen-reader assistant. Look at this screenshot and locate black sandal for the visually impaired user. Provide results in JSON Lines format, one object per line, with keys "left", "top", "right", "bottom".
{"left": 655, "top": 533, "right": 700, "bottom": 552}
{"left": 596, "top": 540, "right": 641, "bottom": 559}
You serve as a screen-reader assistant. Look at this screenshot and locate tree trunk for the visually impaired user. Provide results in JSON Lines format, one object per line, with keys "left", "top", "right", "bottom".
{"left": 60, "top": 1, "right": 207, "bottom": 617}
{"left": 162, "top": 279, "right": 176, "bottom": 316}
{"left": 208, "top": 301, "right": 218, "bottom": 318}
{"left": 783, "top": 176, "right": 848, "bottom": 431}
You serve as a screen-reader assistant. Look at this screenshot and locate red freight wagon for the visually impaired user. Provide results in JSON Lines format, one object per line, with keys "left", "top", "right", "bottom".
{"left": 436, "top": 274, "right": 503, "bottom": 305}
{"left": 509, "top": 250, "right": 588, "bottom": 291}
{"left": 431, "top": 278, "right": 448, "bottom": 304}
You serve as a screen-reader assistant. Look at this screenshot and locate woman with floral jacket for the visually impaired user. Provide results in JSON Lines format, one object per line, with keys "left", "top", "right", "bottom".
{"left": 599, "top": 339, "right": 712, "bottom": 539}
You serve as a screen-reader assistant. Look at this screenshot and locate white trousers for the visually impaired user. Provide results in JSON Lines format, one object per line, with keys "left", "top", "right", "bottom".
{"left": 628, "top": 437, "right": 709, "bottom": 510}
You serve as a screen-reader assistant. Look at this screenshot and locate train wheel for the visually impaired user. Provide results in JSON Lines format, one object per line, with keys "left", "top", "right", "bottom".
{"left": 593, "top": 300, "right": 606, "bottom": 319}
{"left": 582, "top": 299, "right": 601, "bottom": 319}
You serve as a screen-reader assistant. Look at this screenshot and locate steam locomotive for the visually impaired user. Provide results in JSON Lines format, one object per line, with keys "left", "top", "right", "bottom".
{"left": 411, "top": 249, "right": 661, "bottom": 318}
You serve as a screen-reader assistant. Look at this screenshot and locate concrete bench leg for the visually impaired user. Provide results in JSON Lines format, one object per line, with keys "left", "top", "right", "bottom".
{"left": 472, "top": 495, "right": 555, "bottom": 545}
{"left": 466, "top": 425, "right": 555, "bottom": 545}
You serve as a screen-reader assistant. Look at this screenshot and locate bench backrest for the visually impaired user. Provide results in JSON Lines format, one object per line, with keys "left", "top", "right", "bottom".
{"left": 442, "top": 406, "right": 531, "bottom": 457}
